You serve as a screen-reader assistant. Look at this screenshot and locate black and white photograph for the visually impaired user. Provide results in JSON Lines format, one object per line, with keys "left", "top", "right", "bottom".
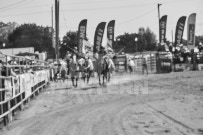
{"left": 0, "top": 0, "right": 203, "bottom": 134}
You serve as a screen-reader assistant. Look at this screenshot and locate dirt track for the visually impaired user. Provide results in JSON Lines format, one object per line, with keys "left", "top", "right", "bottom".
{"left": 1, "top": 72, "right": 203, "bottom": 135}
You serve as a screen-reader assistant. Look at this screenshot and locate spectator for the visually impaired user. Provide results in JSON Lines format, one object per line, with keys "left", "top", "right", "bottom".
{"left": 142, "top": 56, "right": 148, "bottom": 75}
{"left": 128, "top": 59, "right": 135, "bottom": 73}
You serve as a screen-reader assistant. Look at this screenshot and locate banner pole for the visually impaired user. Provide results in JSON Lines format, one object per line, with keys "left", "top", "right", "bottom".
{"left": 158, "top": 3, "right": 162, "bottom": 43}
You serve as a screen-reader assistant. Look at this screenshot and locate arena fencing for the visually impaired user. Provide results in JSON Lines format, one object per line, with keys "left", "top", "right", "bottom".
{"left": 133, "top": 54, "right": 158, "bottom": 74}
{"left": 122, "top": 51, "right": 203, "bottom": 73}
{"left": 115, "top": 52, "right": 172, "bottom": 74}
{"left": 114, "top": 54, "right": 127, "bottom": 73}
{"left": 0, "top": 52, "right": 50, "bottom": 126}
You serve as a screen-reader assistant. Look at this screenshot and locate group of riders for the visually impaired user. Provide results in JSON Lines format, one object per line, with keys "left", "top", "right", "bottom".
{"left": 53, "top": 50, "right": 115, "bottom": 87}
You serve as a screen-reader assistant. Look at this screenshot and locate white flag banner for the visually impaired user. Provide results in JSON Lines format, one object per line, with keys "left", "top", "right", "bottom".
{"left": 187, "top": 13, "right": 196, "bottom": 51}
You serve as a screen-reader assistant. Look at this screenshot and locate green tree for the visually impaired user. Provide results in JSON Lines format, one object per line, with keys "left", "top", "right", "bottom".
{"left": 115, "top": 32, "right": 138, "bottom": 53}
{"left": 59, "top": 31, "right": 80, "bottom": 59}
{"left": 114, "top": 27, "right": 157, "bottom": 53}
{"left": 142, "top": 27, "right": 157, "bottom": 51}
{"left": 0, "top": 21, "right": 18, "bottom": 47}
{"left": 195, "top": 35, "right": 203, "bottom": 46}
{"left": 59, "top": 30, "right": 89, "bottom": 59}
{"left": 8, "top": 23, "right": 55, "bottom": 58}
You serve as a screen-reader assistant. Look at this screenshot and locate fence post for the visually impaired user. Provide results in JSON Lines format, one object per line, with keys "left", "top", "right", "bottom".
{"left": 19, "top": 93, "right": 24, "bottom": 111}
{"left": 150, "top": 53, "right": 152, "bottom": 73}
{"left": 4, "top": 100, "right": 12, "bottom": 126}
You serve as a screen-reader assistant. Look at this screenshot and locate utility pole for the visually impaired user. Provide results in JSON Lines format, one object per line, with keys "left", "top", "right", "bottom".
{"left": 171, "top": 30, "right": 173, "bottom": 44}
{"left": 55, "top": 0, "right": 59, "bottom": 62}
{"left": 57, "top": 0, "right": 60, "bottom": 60}
{"left": 157, "top": 3, "right": 162, "bottom": 20}
{"left": 51, "top": 5, "right": 55, "bottom": 49}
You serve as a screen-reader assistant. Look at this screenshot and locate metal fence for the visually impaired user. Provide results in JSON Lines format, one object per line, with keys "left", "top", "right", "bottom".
{"left": 0, "top": 52, "right": 50, "bottom": 126}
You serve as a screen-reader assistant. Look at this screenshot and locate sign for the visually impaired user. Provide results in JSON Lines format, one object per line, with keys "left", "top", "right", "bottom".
{"left": 107, "top": 20, "right": 115, "bottom": 53}
{"left": 187, "top": 13, "right": 196, "bottom": 50}
{"left": 188, "top": 24, "right": 195, "bottom": 45}
{"left": 159, "top": 15, "right": 167, "bottom": 44}
{"left": 93, "top": 22, "right": 106, "bottom": 54}
{"left": 78, "top": 19, "right": 87, "bottom": 54}
{"left": 174, "top": 16, "right": 186, "bottom": 47}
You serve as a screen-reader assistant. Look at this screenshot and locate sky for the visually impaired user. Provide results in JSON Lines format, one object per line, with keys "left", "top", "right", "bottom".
{"left": 0, "top": 0, "right": 203, "bottom": 45}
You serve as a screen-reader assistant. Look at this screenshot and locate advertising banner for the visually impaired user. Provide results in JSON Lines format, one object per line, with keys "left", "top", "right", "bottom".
{"left": 19, "top": 74, "right": 26, "bottom": 93}
{"left": 174, "top": 16, "right": 187, "bottom": 47}
{"left": 187, "top": 13, "right": 196, "bottom": 50}
{"left": 4, "top": 78, "right": 12, "bottom": 100}
{"left": 159, "top": 15, "right": 167, "bottom": 44}
{"left": 93, "top": 22, "right": 106, "bottom": 55}
{"left": 24, "top": 73, "right": 32, "bottom": 98}
{"left": 78, "top": 19, "right": 87, "bottom": 55}
{"left": 107, "top": 20, "right": 115, "bottom": 53}
{"left": 13, "top": 76, "right": 20, "bottom": 96}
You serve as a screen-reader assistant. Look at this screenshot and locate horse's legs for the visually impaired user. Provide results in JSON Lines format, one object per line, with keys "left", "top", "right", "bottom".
{"left": 108, "top": 72, "right": 110, "bottom": 82}
{"left": 103, "top": 73, "right": 107, "bottom": 85}
{"left": 87, "top": 71, "right": 92, "bottom": 84}
{"left": 62, "top": 75, "right": 65, "bottom": 82}
{"left": 86, "top": 71, "right": 89, "bottom": 84}
{"left": 105, "top": 73, "right": 108, "bottom": 83}
{"left": 102, "top": 74, "right": 105, "bottom": 85}
{"left": 82, "top": 77, "right": 85, "bottom": 82}
{"left": 75, "top": 78, "right": 78, "bottom": 87}
{"left": 98, "top": 72, "right": 101, "bottom": 85}
{"left": 71, "top": 77, "right": 75, "bottom": 86}
{"left": 107, "top": 72, "right": 110, "bottom": 82}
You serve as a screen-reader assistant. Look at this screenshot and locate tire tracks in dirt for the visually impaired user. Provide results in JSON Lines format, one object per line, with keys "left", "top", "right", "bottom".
{"left": 144, "top": 103, "right": 199, "bottom": 135}
{"left": 2, "top": 72, "right": 203, "bottom": 135}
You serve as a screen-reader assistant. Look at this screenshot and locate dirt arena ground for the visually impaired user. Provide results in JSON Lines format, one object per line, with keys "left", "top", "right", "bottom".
{"left": 1, "top": 71, "right": 203, "bottom": 135}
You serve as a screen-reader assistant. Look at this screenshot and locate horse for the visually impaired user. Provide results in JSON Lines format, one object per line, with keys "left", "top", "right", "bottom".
{"left": 101, "top": 58, "right": 109, "bottom": 84}
{"left": 78, "top": 58, "right": 93, "bottom": 84}
{"left": 94, "top": 56, "right": 109, "bottom": 85}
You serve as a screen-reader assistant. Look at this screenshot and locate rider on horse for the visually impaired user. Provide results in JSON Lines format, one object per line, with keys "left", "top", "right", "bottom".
{"left": 69, "top": 57, "right": 79, "bottom": 87}
{"left": 85, "top": 56, "right": 94, "bottom": 84}
{"left": 105, "top": 56, "right": 115, "bottom": 82}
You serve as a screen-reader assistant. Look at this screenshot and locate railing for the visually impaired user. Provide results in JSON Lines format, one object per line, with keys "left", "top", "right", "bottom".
{"left": 0, "top": 52, "right": 50, "bottom": 126}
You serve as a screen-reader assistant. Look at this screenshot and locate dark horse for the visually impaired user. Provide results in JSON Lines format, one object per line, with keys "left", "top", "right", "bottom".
{"left": 94, "top": 56, "right": 109, "bottom": 85}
